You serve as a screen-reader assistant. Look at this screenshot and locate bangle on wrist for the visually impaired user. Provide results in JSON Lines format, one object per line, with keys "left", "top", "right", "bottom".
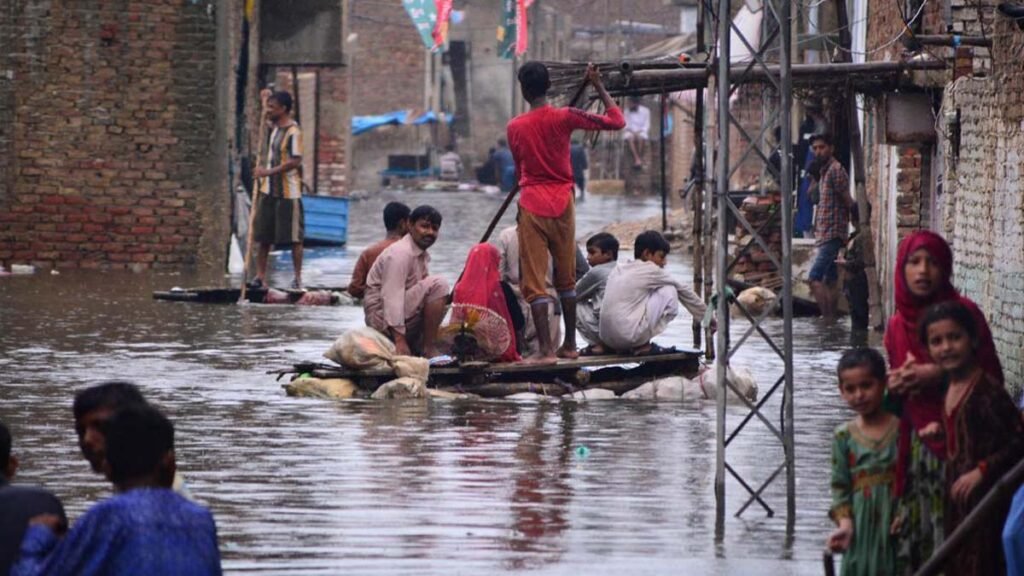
{"left": 978, "top": 460, "right": 988, "bottom": 477}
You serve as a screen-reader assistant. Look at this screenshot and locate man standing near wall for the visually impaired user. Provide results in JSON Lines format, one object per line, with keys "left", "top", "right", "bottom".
{"left": 807, "top": 133, "right": 852, "bottom": 320}
{"left": 507, "top": 62, "right": 625, "bottom": 363}
{"left": 251, "top": 89, "right": 305, "bottom": 290}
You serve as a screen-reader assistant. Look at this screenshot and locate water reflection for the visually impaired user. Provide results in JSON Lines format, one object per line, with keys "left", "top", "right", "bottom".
{"left": 0, "top": 191, "right": 883, "bottom": 574}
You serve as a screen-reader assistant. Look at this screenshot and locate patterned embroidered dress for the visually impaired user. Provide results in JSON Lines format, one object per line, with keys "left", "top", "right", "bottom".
{"left": 830, "top": 419, "right": 899, "bottom": 576}
{"left": 943, "top": 374, "right": 1024, "bottom": 576}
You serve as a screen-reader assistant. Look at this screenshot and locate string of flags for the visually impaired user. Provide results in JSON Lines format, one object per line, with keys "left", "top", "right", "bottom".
{"left": 403, "top": 0, "right": 532, "bottom": 57}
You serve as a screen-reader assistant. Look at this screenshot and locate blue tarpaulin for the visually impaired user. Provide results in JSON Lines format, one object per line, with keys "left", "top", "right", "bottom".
{"left": 351, "top": 111, "right": 408, "bottom": 136}
{"left": 351, "top": 110, "right": 454, "bottom": 136}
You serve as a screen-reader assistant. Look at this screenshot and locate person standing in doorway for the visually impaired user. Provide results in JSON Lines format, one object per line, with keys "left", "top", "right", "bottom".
{"left": 251, "top": 89, "right": 305, "bottom": 290}
{"left": 506, "top": 62, "right": 624, "bottom": 363}
{"left": 807, "top": 133, "right": 852, "bottom": 320}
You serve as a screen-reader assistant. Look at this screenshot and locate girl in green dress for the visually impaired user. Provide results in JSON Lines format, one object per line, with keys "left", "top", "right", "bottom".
{"left": 828, "top": 348, "right": 900, "bottom": 576}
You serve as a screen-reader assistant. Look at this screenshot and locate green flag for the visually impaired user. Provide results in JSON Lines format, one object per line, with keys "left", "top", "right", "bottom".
{"left": 403, "top": 0, "right": 437, "bottom": 50}
{"left": 497, "top": 0, "right": 516, "bottom": 59}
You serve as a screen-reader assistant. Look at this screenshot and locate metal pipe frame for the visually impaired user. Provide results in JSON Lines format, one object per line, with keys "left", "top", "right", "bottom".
{"left": 712, "top": 0, "right": 795, "bottom": 535}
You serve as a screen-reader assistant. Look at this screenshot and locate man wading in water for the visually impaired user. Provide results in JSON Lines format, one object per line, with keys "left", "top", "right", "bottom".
{"left": 506, "top": 62, "right": 624, "bottom": 364}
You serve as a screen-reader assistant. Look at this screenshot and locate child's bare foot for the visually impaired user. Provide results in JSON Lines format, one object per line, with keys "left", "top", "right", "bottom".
{"left": 556, "top": 346, "right": 579, "bottom": 360}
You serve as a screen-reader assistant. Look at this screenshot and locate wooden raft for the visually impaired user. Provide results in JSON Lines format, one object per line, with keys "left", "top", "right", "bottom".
{"left": 153, "top": 286, "right": 347, "bottom": 304}
{"left": 274, "top": 350, "right": 703, "bottom": 398}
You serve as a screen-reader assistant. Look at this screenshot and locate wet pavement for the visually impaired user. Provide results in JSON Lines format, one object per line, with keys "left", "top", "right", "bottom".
{"left": 0, "top": 190, "right": 881, "bottom": 574}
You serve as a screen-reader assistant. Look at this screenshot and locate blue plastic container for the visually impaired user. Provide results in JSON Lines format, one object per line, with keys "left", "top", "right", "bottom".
{"left": 302, "top": 195, "right": 349, "bottom": 246}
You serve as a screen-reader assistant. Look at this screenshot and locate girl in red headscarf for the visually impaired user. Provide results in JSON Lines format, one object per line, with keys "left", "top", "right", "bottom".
{"left": 884, "top": 230, "right": 1003, "bottom": 572}
{"left": 448, "top": 244, "right": 523, "bottom": 363}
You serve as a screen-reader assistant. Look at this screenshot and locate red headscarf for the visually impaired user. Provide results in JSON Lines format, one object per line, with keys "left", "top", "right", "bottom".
{"left": 452, "top": 244, "right": 520, "bottom": 362}
{"left": 884, "top": 230, "right": 1003, "bottom": 494}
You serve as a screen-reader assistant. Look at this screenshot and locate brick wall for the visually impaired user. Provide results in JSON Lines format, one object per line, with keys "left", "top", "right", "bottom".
{"left": 0, "top": 0, "right": 228, "bottom": 271}
{"left": 346, "top": 1, "right": 429, "bottom": 190}
{"left": 942, "top": 0, "right": 1024, "bottom": 388}
{"left": 940, "top": 16, "right": 1024, "bottom": 388}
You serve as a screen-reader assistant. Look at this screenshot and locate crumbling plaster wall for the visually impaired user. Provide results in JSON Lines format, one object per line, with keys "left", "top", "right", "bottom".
{"left": 941, "top": 18, "right": 1024, "bottom": 389}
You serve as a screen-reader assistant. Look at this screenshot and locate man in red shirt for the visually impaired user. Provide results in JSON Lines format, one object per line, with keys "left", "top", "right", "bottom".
{"left": 507, "top": 62, "right": 624, "bottom": 363}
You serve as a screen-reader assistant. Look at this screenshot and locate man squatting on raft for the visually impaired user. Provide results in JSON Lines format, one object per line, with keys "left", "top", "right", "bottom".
{"left": 362, "top": 205, "right": 449, "bottom": 357}
{"left": 506, "top": 61, "right": 625, "bottom": 363}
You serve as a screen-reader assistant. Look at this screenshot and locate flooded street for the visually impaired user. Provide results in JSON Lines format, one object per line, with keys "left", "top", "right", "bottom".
{"left": 0, "top": 191, "right": 880, "bottom": 574}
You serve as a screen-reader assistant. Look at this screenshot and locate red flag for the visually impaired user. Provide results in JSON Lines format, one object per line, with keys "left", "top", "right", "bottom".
{"left": 433, "top": 0, "right": 453, "bottom": 50}
{"left": 515, "top": 0, "right": 528, "bottom": 55}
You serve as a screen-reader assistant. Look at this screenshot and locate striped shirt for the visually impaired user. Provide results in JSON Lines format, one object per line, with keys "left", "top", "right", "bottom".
{"left": 815, "top": 158, "right": 850, "bottom": 245}
{"left": 260, "top": 122, "right": 303, "bottom": 199}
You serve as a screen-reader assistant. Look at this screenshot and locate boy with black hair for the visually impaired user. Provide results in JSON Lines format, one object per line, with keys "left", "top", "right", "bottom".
{"left": 13, "top": 406, "right": 222, "bottom": 575}
{"left": 73, "top": 381, "right": 147, "bottom": 475}
{"left": 72, "top": 381, "right": 191, "bottom": 497}
{"left": 598, "top": 231, "right": 708, "bottom": 354}
{"left": 507, "top": 61, "right": 625, "bottom": 363}
{"left": 364, "top": 205, "right": 450, "bottom": 357}
{"left": 576, "top": 232, "right": 620, "bottom": 354}
{"left": 348, "top": 201, "right": 411, "bottom": 299}
{"left": 0, "top": 421, "right": 66, "bottom": 576}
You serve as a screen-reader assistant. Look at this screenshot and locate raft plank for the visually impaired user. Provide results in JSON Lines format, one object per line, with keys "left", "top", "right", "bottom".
{"left": 277, "top": 350, "right": 704, "bottom": 397}
{"left": 154, "top": 286, "right": 346, "bottom": 304}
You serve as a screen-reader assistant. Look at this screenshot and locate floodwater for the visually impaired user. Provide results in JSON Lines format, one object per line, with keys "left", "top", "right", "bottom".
{"left": 0, "top": 191, "right": 880, "bottom": 574}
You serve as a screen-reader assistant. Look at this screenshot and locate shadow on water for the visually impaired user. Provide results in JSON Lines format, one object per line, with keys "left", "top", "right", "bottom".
{"left": 0, "top": 191, "right": 883, "bottom": 574}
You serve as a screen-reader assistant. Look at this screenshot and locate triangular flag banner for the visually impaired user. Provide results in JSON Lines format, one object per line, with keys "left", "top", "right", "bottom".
{"left": 402, "top": 0, "right": 438, "bottom": 50}
{"left": 433, "top": 0, "right": 453, "bottom": 51}
{"left": 497, "top": 0, "right": 517, "bottom": 59}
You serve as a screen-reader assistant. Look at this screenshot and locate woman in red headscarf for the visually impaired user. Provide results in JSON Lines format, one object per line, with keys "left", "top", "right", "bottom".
{"left": 884, "top": 230, "right": 1003, "bottom": 572}
{"left": 447, "top": 243, "right": 523, "bottom": 363}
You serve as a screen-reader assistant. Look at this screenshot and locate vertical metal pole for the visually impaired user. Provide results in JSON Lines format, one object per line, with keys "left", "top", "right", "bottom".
{"left": 778, "top": 0, "right": 796, "bottom": 535}
{"left": 714, "top": 0, "right": 731, "bottom": 538}
{"left": 691, "top": 0, "right": 707, "bottom": 350}
{"left": 660, "top": 93, "right": 668, "bottom": 231}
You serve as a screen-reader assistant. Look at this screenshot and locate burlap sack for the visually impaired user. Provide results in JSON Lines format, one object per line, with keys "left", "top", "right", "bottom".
{"left": 370, "top": 377, "right": 427, "bottom": 400}
{"left": 324, "top": 327, "right": 396, "bottom": 370}
{"left": 283, "top": 377, "right": 358, "bottom": 399}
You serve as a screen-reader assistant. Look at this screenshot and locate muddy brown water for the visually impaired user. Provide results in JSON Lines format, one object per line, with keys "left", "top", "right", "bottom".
{"left": 0, "top": 191, "right": 880, "bottom": 574}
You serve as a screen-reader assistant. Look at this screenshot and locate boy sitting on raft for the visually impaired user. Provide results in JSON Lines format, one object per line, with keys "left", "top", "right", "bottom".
{"left": 575, "top": 232, "right": 619, "bottom": 355}
{"left": 597, "top": 230, "right": 708, "bottom": 355}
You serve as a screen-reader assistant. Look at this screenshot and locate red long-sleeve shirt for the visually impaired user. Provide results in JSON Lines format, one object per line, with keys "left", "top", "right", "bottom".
{"left": 507, "top": 105, "right": 625, "bottom": 218}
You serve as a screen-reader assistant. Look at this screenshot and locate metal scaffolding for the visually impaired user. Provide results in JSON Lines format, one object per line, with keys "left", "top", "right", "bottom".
{"left": 707, "top": 0, "right": 796, "bottom": 534}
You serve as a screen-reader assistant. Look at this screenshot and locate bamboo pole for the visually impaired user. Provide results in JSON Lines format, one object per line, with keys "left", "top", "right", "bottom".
{"left": 834, "top": 0, "right": 885, "bottom": 330}
{"left": 548, "top": 59, "right": 946, "bottom": 101}
{"left": 239, "top": 101, "right": 269, "bottom": 303}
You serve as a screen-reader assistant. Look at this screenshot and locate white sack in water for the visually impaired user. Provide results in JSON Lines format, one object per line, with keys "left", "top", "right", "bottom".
{"left": 568, "top": 388, "right": 618, "bottom": 401}
{"left": 732, "top": 286, "right": 779, "bottom": 318}
{"left": 371, "top": 377, "right": 427, "bottom": 400}
{"left": 324, "top": 327, "right": 396, "bottom": 370}
{"left": 283, "top": 377, "right": 357, "bottom": 399}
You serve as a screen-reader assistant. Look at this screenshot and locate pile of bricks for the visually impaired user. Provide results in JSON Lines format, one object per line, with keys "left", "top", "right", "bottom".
{"left": 731, "top": 193, "right": 783, "bottom": 290}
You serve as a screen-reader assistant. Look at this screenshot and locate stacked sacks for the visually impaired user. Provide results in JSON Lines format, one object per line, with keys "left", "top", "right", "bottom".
{"left": 621, "top": 363, "right": 758, "bottom": 402}
{"left": 321, "top": 326, "right": 430, "bottom": 399}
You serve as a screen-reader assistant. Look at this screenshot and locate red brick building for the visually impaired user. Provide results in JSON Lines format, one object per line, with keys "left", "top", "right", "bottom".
{"left": 0, "top": 0, "right": 350, "bottom": 271}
